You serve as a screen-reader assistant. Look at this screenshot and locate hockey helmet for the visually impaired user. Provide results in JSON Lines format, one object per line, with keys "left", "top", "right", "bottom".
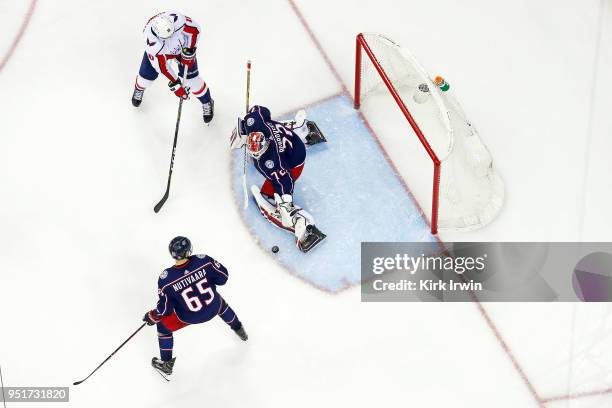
{"left": 169, "top": 236, "right": 192, "bottom": 260}
{"left": 247, "top": 132, "right": 269, "bottom": 159}
{"left": 151, "top": 14, "right": 175, "bottom": 39}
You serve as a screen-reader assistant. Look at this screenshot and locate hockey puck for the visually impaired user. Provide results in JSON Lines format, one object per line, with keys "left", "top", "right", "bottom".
{"left": 271, "top": 246, "right": 279, "bottom": 253}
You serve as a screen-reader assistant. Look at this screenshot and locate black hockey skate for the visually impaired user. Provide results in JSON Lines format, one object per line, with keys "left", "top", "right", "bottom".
{"left": 132, "top": 86, "right": 144, "bottom": 107}
{"left": 304, "top": 121, "right": 327, "bottom": 146}
{"left": 202, "top": 99, "right": 214, "bottom": 124}
{"left": 298, "top": 225, "right": 326, "bottom": 253}
{"left": 151, "top": 357, "right": 175, "bottom": 381}
{"left": 233, "top": 324, "right": 248, "bottom": 341}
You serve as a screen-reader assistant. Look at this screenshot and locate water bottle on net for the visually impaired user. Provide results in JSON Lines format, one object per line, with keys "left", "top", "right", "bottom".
{"left": 435, "top": 76, "right": 450, "bottom": 92}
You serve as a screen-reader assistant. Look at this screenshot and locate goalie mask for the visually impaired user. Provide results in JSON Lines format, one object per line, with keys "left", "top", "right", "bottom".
{"left": 247, "top": 132, "right": 269, "bottom": 159}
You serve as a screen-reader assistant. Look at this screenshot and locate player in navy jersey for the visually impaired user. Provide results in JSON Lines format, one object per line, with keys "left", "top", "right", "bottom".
{"left": 143, "top": 236, "right": 247, "bottom": 378}
{"left": 230, "top": 105, "right": 326, "bottom": 252}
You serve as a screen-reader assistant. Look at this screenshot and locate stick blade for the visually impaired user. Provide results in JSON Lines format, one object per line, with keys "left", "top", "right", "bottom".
{"left": 242, "top": 175, "right": 249, "bottom": 210}
{"left": 154, "top": 192, "right": 169, "bottom": 213}
{"left": 73, "top": 380, "right": 83, "bottom": 386}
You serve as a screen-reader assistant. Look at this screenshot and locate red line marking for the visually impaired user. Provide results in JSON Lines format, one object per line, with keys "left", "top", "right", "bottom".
{"left": 356, "top": 105, "right": 434, "bottom": 232}
{"left": 473, "top": 300, "right": 546, "bottom": 407}
{"left": 542, "top": 387, "right": 612, "bottom": 403}
{"left": 284, "top": 1, "right": 550, "bottom": 407}
{"left": 0, "top": 0, "right": 38, "bottom": 73}
{"left": 286, "top": 0, "right": 347, "bottom": 94}
{"left": 242, "top": 4, "right": 612, "bottom": 402}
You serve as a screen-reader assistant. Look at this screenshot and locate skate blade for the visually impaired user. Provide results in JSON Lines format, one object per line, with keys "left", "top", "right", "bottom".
{"left": 152, "top": 366, "right": 171, "bottom": 382}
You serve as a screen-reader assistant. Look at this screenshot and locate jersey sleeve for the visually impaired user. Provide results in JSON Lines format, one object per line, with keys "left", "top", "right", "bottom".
{"left": 143, "top": 34, "right": 179, "bottom": 83}
{"left": 156, "top": 54, "right": 179, "bottom": 82}
{"left": 181, "top": 16, "right": 202, "bottom": 49}
{"left": 155, "top": 271, "right": 175, "bottom": 316}
{"left": 206, "top": 256, "right": 229, "bottom": 286}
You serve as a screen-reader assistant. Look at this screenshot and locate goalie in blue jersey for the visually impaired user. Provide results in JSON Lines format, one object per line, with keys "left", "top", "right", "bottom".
{"left": 230, "top": 105, "right": 327, "bottom": 253}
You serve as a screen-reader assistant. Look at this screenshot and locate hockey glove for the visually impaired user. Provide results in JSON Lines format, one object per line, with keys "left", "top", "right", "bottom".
{"left": 168, "top": 79, "right": 190, "bottom": 99}
{"left": 230, "top": 118, "right": 247, "bottom": 149}
{"left": 180, "top": 47, "right": 196, "bottom": 67}
{"left": 143, "top": 310, "right": 161, "bottom": 326}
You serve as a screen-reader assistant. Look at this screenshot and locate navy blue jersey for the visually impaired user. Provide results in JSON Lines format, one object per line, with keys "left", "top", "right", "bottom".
{"left": 155, "top": 254, "right": 228, "bottom": 324}
{"left": 244, "top": 105, "right": 306, "bottom": 195}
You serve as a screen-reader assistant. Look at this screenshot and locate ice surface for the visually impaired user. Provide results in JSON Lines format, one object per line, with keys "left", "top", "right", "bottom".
{"left": 1, "top": 0, "right": 611, "bottom": 407}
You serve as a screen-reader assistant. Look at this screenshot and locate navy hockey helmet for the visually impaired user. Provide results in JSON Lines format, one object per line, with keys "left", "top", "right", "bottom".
{"left": 169, "top": 236, "right": 192, "bottom": 260}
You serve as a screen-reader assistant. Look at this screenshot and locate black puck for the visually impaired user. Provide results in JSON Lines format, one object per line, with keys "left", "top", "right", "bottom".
{"left": 271, "top": 246, "right": 279, "bottom": 253}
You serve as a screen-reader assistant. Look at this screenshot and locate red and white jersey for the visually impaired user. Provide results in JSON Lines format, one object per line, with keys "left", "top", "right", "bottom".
{"left": 143, "top": 11, "right": 202, "bottom": 82}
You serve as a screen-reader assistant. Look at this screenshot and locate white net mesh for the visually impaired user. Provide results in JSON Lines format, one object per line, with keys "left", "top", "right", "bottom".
{"left": 358, "top": 33, "right": 504, "bottom": 231}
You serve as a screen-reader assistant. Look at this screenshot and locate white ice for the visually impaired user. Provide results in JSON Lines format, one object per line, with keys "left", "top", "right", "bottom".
{"left": 1, "top": 0, "right": 611, "bottom": 407}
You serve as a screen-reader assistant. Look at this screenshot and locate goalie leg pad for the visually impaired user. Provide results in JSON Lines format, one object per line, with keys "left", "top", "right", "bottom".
{"left": 251, "top": 186, "right": 324, "bottom": 252}
{"left": 251, "top": 185, "right": 294, "bottom": 232}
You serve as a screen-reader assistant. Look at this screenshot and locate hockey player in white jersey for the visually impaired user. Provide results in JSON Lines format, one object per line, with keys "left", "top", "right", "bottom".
{"left": 132, "top": 12, "right": 214, "bottom": 123}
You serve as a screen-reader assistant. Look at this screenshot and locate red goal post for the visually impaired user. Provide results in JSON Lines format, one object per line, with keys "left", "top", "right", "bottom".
{"left": 353, "top": 33, "right": 504, "bottom": 235}
{"left": 354, "top": 33, "right": 441, "bottom": 234}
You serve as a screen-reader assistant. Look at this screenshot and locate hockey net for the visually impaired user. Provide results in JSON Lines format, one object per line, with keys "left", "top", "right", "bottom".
{"left": 354, "top": 33, "right": 504, "bottom": 234}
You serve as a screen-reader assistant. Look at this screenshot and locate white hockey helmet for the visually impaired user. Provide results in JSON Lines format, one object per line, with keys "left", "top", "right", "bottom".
{"left": 150, "top": 14, "right": 175, "bottom": 39}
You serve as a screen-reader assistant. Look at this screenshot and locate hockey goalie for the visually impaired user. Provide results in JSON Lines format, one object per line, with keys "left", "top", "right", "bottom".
{"left": 230, "top": 105, "right": 327, "bottom": 253}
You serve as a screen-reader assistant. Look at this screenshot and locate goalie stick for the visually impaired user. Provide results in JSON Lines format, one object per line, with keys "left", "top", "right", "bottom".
{"left": 242, "top": 60, "right": 252, "bottom": 210}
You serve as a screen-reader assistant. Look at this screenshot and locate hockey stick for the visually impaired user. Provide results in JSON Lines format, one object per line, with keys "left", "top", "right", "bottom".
{"left": 154, "top": 67, "right": 190, "bottom": 213}
{"left": 73, "top": 323, "right": 147, "bottom": 386}
{"left": 242, "top": 60, "right": 252, "bottom": 209}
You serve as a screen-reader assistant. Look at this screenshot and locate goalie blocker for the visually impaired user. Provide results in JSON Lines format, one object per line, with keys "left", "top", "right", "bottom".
{"left": 230, "top": 105, "right": 327, "bottom": 253}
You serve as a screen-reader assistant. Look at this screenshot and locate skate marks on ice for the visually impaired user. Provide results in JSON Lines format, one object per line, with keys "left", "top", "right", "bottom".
{"left": 231, "top": 95, "right": 436, "bottom": 292}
